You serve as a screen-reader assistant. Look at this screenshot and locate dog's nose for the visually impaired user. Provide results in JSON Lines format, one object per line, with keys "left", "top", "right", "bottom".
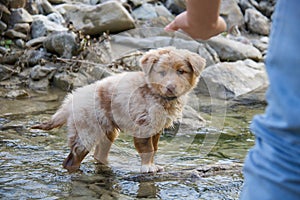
{"left": 166, "top": 84, "right": 176, "bottom": 94}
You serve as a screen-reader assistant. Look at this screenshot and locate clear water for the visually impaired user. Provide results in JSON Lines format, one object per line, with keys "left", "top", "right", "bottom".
{"left": 0, "top": 88, "right": 264, "bottom": 200}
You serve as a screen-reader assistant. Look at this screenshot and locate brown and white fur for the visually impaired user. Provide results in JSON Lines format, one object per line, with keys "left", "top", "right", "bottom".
{"left": 32, "top": 47, "right": 206, "bottom": 173}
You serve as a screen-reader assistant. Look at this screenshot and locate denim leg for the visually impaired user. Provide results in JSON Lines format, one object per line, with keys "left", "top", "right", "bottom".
{"left": 241, "top": 0, "right": 300, "bottom": 199}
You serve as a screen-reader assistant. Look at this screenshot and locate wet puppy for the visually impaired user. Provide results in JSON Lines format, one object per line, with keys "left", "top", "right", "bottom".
{"left": 32, "top": 47, "right": 206, "bottom": 173}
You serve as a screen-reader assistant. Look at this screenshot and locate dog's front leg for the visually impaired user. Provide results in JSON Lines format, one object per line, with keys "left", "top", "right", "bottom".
{"left": 134, "top": 134, "right": 163, "bottom": 173}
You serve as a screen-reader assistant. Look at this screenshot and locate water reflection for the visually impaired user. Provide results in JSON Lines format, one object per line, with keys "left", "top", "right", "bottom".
{"left": 0, "top": 88, "right": 262, "bottom": 199}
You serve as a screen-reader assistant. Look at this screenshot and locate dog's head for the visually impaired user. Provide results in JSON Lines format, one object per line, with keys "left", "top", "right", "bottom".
{"left": 140, "top": 47, "right": 206, "bottom": 99}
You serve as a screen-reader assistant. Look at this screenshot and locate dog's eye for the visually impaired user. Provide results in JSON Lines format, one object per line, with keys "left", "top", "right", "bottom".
{"left": 159, "top": 71, "right": 166, "bottom": 76}
{"left": 177, "top": 69, "right": 186, "bottom": 75}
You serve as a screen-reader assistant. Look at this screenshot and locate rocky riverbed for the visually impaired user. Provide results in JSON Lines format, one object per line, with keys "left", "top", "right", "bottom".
{"left": 0, "top": 0, "right": 274, "bottom": 199}
{"left": 0, "top": 87, "right": 264, "bottom": 199}
{"left": 0, "top": 0, "right": 273, "bottom": 100}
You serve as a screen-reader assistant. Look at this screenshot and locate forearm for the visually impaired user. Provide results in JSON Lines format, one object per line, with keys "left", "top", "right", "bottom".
{"left": 165, "top": 0, "right": 226, "bottom": 40}
{"left": 186, "top": 0, "right": 226, "bottom": 39}
{"left": 187, "top": 0, "right": 221, "bottom": 28}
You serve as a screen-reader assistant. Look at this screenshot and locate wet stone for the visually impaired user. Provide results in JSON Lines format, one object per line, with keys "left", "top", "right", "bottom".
{"left": 13, "top": 23, "right": 30, "bottom": 34}
{"left": 30, "top": 64, "right": 57, "bottom": 80}
{"left": 29, "top": 78, "right": 50, "bottom": 90}
{"left": 4, "top": 29, "right": 27, "bottom": 39}
{"left": 4, "top": 89, "right": 30, "bottom": 99}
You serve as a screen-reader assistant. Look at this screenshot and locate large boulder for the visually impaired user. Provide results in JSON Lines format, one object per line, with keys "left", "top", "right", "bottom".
{"left": 55, "top": 1, "right": 135, "bottom": 35}
{"left": 111, "top": 35, "right": 217, "bottom": 67}
{"left": 207, "top": 35, "right": 262, "bottom": 62}
{"left": 197, "top": 59, "right": 268, "bottom": 99}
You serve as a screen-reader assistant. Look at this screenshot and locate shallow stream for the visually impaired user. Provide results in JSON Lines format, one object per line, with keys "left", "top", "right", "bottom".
{"left": 0, "top": 88, "right": 264, "bottom": 200}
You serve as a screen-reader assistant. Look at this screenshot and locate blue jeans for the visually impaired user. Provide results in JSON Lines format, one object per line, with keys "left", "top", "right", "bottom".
{"left": 240, "top": 0, "right": 300, "bottom": 199}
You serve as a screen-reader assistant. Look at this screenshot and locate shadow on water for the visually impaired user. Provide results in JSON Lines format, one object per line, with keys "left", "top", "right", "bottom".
{"left": 0, "top": 88, "right": 264, "bottom": 199}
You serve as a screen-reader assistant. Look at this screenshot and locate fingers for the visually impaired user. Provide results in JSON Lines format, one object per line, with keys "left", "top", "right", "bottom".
{"left": 164, "top": 12, "right": 187, "bottom": 32}
{"left": 164, "top": 20, "right": 179, "bottom": 32}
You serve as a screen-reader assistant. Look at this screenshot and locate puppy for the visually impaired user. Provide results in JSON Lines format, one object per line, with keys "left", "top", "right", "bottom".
{"left": 32, "top": 47, "right": 206, "bottom": 173}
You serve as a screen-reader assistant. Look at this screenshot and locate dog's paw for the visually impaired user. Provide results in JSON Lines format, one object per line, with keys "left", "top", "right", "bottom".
{"left": 140, "top": 164, "right": 164, "bottom": 173}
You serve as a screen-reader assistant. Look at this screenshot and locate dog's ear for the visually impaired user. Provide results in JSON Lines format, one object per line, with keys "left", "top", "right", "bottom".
{"left": 185, "top": 52, "right": 206, "bottom": 77}
{"left": 140, "top": 51, "right": 159, "bottom": 74}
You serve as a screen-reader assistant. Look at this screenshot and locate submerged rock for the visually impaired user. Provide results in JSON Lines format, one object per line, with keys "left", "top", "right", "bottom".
{"left": 3, "top": 89, "right": 30, "bottom": 99}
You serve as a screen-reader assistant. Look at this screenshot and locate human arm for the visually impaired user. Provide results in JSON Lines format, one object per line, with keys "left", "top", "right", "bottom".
{"left": 164, "top": 0, "right": 227, "bottom": 40}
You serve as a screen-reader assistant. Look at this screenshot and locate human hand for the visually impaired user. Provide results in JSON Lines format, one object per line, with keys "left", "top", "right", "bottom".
{"left": 165, "top": 12, "right": 226, "bottom": 40}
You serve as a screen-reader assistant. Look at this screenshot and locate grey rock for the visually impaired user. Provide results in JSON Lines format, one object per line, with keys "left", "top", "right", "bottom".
{"left": 15, "top": 39, "right": 25, "bottom": 48}
{"left": 132, "top": 2, "right": 172, "bottom": 20}
{"left": 19, "top": 49, "right": 51, "bottom": 67}
{"left": 111, "top": 35, "right": 217, "bottom": 66}
{"left": 233, "top": 84, "right": 267, "bottom": 105}
{"left": 245, "top": 8, "right": 270, "bottom": 36}
{"left": 0, "top": 46, "right": 8, "bottom": 55}
{"left": 0, "top": 21, "right": 7, "bottom": 32}
{"left": 0, "top": 64, "right": 13, "bottom": 81}
{"left": 26, "top": 37, "right": 47, "bottom": 48}
{"left": 132, "top": 3, "right": 157, "bottom": 20}
{"left": 37, "top": 0, "right": 56, "bottom": 14}
{"left": 53, "top": 71, "right": 92, "bottom": 91}
{"left": 55, "top": 1, "right": 135, "bottom": 35}
{"left": 164, "top": 0, "right": 186, "bottom": 14}
{"left": 13, "top": 23, "right": 30, "bottom": 34}
{"left": 128, "top": 0, "right": 144, "bottom": 8}
{"left": 207, "top": 35, "right": 262, "bottom": 62}
{"left": 256, "top": 0, "right": 276, "bottom": 18}
{"left": 0, "top": 50, "right": 23, "bottom": 65}
{"left": 180, "top": 105, "right": 206, "bottom": 132}
{"left": 48, "top": 0, "right": 65, "bottom": 4}
{"left": 25, "top": 0, "right": 39, "bottom": 15}
{"left": 31, "top": 14, "right": 67, "bottom": 38}
{"left": 238, "top": 0, "right": 257, "bottom": 12}
{"left": 72, "top": 71, "right": 94, "bottom": 88}
{"left": 251, "top": 38, "right": 268, "bottom": 53}
{"left": 52, "top": 72, "right": 72, "bottom": 91}
{"left": 197, "top": 60, "right": 268, "bottom": 99}
{"left": 8, "top": 0, "right": 26, "bottom": 9}
{"left": 220, "top": 0, "right": 244, "bottom": 28}
{"left": 4, "top": 89, "right": 29, "bottom": 99}
{"left": 8, "top": 8, "right": 33, "bottom": 25}
{"left": 47, "top": 12, "right": 65, "bottom": 24}
{"left": 30, "top": 64, "right": 57, "bottom": 80}
{"left": 43, "top": 31, "right": 79, "bottom": 58}
{"left": 155, "top": 2, "right": 173, "bottom": 17}
{"left": 4, "top": 29, "right": 27, "bottom": 39}
{"left": 87, "top": 65, "right": 113, "bottom": 80}
{"left": 29, "top": 78, "right": 50, "bottom": 90}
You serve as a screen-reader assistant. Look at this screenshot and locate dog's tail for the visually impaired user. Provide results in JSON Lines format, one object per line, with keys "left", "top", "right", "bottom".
{"left": 31, "top": 95, "right": 71, "bottom": 130}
